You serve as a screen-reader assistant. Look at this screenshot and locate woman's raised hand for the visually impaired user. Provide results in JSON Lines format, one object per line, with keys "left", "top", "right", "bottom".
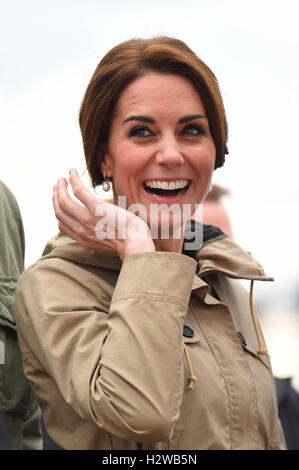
{"left": 53, "top": 169, "right": 155, "bottom": 260}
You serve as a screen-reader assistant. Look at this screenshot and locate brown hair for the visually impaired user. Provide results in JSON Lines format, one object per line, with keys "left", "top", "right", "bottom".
{"left": 79, "top": 37, "right": 229, "bottom": 187}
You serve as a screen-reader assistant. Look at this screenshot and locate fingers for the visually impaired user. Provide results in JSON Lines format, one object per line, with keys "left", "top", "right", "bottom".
{"left": 68, "top": 168, "right": 99, "bottom": 213}
{"left": 53, "top": 183, "right": 82, "bottom": 233}
{"left": 53, "top": 178, "right": 93, "bottom": 239}
{"left": 54, "top": 176, "right": 87, "bottom": 219}
{"left": 52, "top": 169, "right": 155, "bottom": 259}
{"left": 53, "top": 170, "right": 110, "bottom": 247}
{"left": 55, "top": 218, "right": 82, "bottom": 243}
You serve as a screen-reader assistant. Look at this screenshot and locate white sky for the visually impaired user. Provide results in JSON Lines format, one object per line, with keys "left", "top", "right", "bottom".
{"left": 1, "top": 0, "right": 299, "bottom": 314}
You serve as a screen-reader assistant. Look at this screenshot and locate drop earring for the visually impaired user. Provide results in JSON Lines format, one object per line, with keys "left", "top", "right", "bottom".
{"left": 102, "top": 173, "right": 111, "bottom": 192}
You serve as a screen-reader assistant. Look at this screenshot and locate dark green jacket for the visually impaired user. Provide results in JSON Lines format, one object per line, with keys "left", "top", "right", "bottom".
{"left": 0, "top": 181, "right": 42, "bottom": 449}
{"left": 0, "top": 181, "right": 25, "bottom": 329}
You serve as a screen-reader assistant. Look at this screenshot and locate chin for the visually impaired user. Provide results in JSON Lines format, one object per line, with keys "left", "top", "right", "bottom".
{"left": 146, "top": 210, "right": 186, "bottom": 240}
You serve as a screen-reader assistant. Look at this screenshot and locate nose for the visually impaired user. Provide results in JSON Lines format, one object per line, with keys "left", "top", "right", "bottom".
{"left": 155, "top": 135, "right": 184, "bottom": 169}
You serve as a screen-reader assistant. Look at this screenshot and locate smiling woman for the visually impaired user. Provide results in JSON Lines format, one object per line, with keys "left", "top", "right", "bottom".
{"left": 14, "top": 36, "right": 286, "bottom": 450}
{"left": 79, "top": 37, "right": 228, "bottom": 189}
{"left": 98, "top": 72, "right": 216, "bottom": 250}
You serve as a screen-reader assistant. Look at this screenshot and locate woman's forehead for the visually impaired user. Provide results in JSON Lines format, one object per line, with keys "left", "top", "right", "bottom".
{"left": 115, "top": 73, "right": 205, "bottom": 119}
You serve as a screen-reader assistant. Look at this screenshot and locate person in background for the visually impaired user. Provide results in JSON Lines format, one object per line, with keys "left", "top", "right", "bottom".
{"left": 0, "top": 407, "right": 9, "bottom": 450}
{"left": 202, "top": 184, "right": 233, "bottom": 238}
{"left": 0, "top": 181, "right": 42, "bottom": 450}
{"left": 275, "top": 377, "right": 299, "bottom": 449}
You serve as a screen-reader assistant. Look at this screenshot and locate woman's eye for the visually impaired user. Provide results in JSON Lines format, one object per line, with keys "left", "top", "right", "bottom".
{"left": 129, "top": 126, "right": 153, "bottom": 138}
{"left": 181, "top": 125, "right": 205, "bottom": 137}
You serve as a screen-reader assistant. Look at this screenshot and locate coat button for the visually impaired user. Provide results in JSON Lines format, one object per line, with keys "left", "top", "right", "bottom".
{"left": 183, "top": 325, "right": 194, "bottom": 338}
{"left": 237, "top": 331, "right": 247, "bottom": 346}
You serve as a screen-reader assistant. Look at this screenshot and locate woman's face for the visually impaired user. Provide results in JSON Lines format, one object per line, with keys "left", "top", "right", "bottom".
{"left": 101, "top": 72, "right": 216, "bottom": 227}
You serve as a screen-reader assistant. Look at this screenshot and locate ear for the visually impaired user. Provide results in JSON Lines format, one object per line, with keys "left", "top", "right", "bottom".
{"left": 98, "top": 146, "right": 113, "bottom": 179}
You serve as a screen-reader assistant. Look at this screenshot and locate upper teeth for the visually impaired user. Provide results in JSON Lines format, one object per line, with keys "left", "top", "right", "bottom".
{"left": 145, "top": 180, "right": 189, "bottom": 190}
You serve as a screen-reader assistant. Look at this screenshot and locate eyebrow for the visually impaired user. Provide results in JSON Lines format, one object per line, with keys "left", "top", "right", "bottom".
{"left": 178, "top": 114, "right": 207, "bottom": 124}
{"left": 122, "top": 114, "right": 207, "bottom": 125}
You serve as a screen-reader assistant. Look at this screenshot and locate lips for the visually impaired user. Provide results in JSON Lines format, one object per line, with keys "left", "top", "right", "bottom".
{"left": 143, "top": 179, "right": 191, "bottom": 199}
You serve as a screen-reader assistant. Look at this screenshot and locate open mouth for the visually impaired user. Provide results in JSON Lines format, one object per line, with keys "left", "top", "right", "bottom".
{"left": 143, "top": 179, "right": 191, "bottom": 198}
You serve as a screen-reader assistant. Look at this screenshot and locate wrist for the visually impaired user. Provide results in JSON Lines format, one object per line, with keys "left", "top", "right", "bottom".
{"left": 122, "top": 239, "right": 156, "bottom": 260}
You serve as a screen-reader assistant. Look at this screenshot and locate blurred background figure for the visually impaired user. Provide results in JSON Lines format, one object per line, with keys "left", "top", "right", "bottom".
{"left": 202, "top": 185, "right": 233, "bottom": 238}
{"left": 260, "top": 308, "right": 299, "bottom": 450}
{"left": 0, "top": 181, "right": 42, "bottom": 449}
{"left": 198, "top": 184, "right": 299, "bottom": 450}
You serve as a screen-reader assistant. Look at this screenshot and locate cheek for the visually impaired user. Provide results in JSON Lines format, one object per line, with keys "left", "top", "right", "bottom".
{"left": 123, "top": 157, "right": 143, "bottom": 174}
{"left": 193, "top": 150, "right": 216, "bottom": 177}
{"left": 110, "top": 146, "right": 147, "bottom": 196}
{"left": 110, "top": 143, "right": 143, "bottom": 177}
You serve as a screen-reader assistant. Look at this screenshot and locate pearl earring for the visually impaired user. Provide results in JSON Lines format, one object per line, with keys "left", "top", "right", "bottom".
{"left": 102, "top": 173, "right": 111, "bottom": 192}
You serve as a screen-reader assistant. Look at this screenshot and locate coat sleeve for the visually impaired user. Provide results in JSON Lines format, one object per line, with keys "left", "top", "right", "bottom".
{"left": 15, "top": 251, "right": 196, "bottom": 443}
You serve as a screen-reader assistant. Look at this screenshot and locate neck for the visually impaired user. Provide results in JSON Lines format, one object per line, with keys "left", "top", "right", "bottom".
{"left": 153, "top": 236, "right": 184, "bottom": 253}
{"left": 150, "top": 220, "right": 186, "bottom": 253}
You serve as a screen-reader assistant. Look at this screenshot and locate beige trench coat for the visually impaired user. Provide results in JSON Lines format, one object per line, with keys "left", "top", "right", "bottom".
{"left": 15, "top": 227, "right": 286, "bottom": 450}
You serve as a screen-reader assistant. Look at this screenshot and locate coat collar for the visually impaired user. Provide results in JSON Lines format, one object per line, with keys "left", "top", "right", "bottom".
{"left": 183, "top": 222, "right": 273, "bottom": 282}
{"left": 185, "top": 223, "right": 273, "bottom": 303}
{"left": 196, "top": 236, "right": 273, "bottom": 281}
